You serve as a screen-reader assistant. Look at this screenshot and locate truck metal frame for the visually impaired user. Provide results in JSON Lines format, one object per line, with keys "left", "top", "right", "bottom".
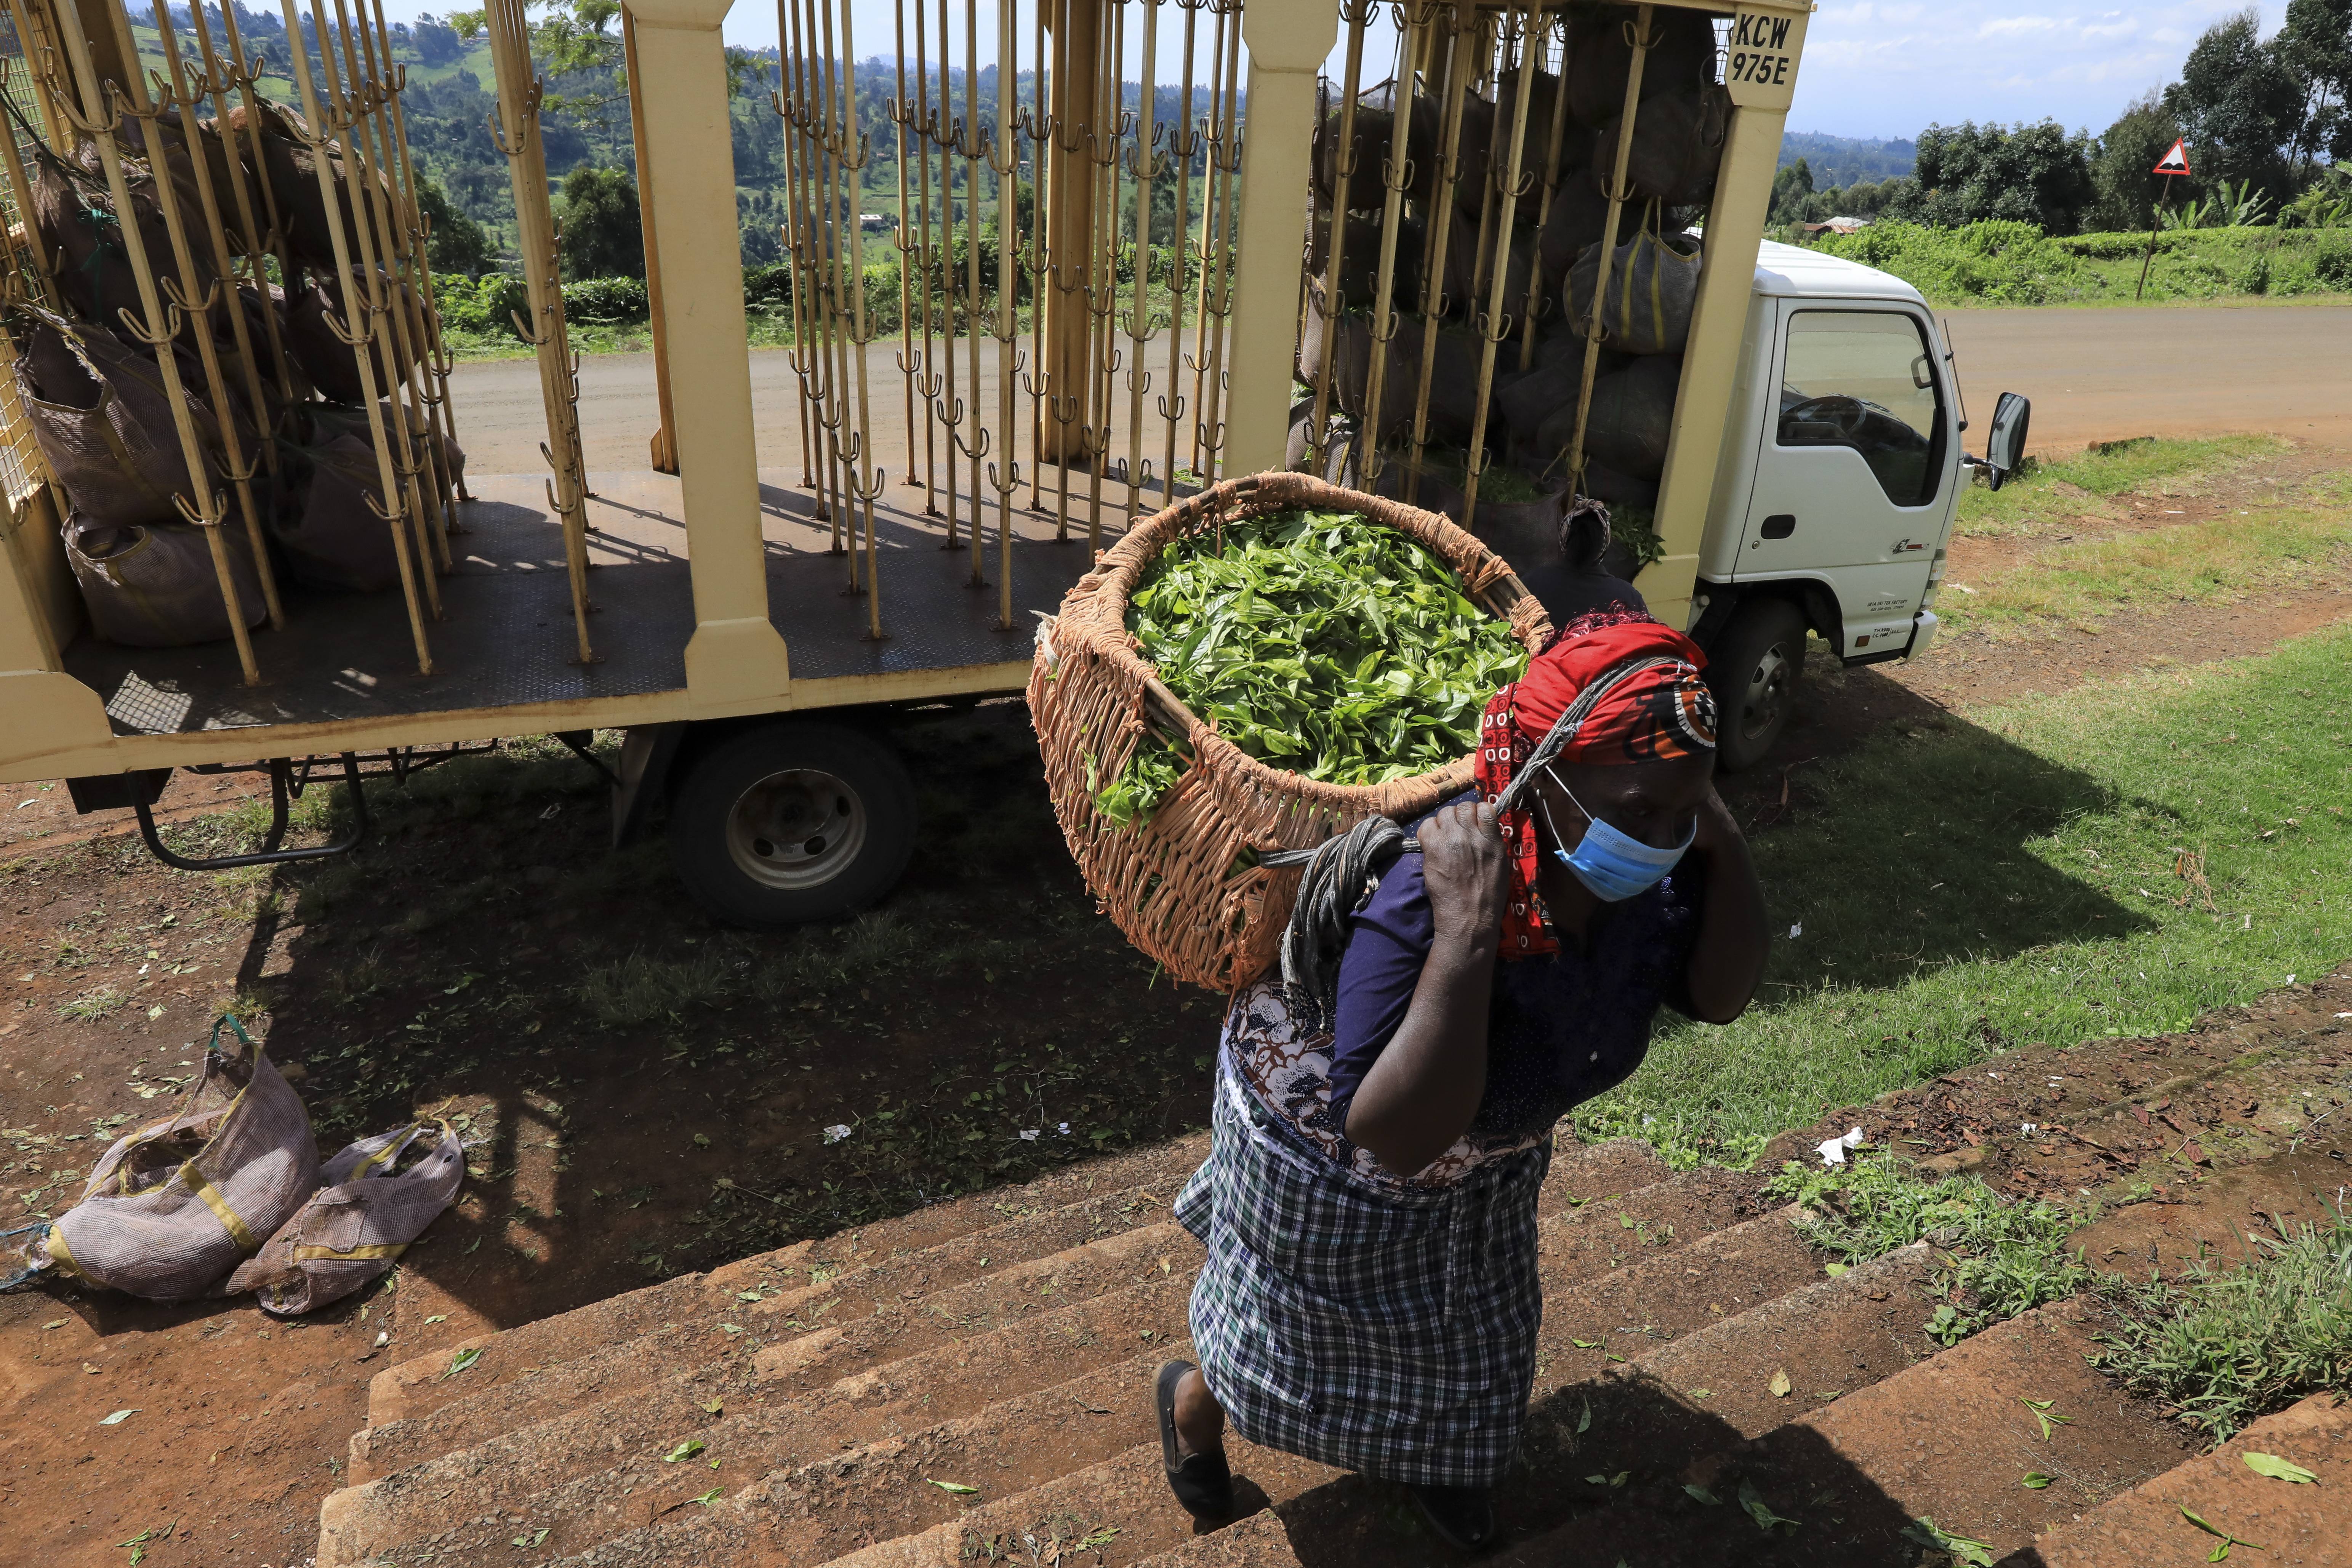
{"left": 0, "top": 0, "right": 1821, "bottom": 916}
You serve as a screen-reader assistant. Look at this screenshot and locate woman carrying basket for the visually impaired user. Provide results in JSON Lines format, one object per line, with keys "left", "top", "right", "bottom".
{"left": 1156, "top": 604, "right": 1770, "bottom": 1549}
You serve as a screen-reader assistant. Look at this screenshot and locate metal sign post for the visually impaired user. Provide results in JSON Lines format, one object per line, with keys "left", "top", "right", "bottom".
{"left": 2138, "top": 137, "right": 2192, "bottom": 301}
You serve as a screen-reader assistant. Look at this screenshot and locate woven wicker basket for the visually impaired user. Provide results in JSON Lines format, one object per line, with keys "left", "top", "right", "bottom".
{"left": 1028, "top": 471, "right": 1554, "bottom": 993}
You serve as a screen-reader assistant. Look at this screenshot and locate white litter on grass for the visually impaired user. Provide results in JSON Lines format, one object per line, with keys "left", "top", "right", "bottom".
{"left": 2021, "top": 1123, "right": 2039, "bottom": 1135}
{"left": 1018, "top": 1129, "right": 1039, "bottom": 1141}
{"left": 1789, "top": 923, "right": 1803, "bottom": 939}
{"left": 1057, "top": 1122, "right": 1071, "bottom": 1136}
{"left": 1816, "top": 1127, "right": 1864, "bottom": 1167}
{"left": 821, "top": 1124, "right": 852, "bottom": 1145}
{"left": 2336, "top": 1012, "right": 2352, "bottom": 1020}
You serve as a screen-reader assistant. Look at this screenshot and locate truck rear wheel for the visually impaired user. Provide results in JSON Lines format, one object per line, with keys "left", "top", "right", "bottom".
{"left": 668, "top": 721, "right": 916, "bottom": 926}
{"left": 1705, "top": 599, "right": 1807, "bottom": 772}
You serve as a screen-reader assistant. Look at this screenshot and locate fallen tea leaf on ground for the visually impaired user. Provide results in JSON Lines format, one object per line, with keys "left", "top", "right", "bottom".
{"left": 1768, "top": 1368, "right": 1793, "bottom": 1398}
{"left": 2242, "top": 1452, "right": 2318, "bottom": 1484}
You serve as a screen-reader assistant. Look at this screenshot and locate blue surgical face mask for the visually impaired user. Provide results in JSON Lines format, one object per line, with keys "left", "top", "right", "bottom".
{"left": 1535, "top": 774, "right": 1696, "bottom": 902}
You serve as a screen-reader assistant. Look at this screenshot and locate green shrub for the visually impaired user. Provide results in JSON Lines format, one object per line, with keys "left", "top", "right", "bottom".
{"left": 561, "top": 275, "right": 649, "bottom": 324}
{"left": 2095, "top": 1204, "right": 2352, "bottom": 1442}
{"left": 439, "top": 271, "right": 531, "bottom": 338}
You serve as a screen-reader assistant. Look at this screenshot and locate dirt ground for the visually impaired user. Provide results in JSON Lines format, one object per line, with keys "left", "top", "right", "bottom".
{"left": 3, "top": 443, "right": 2350, "bottom": 1565}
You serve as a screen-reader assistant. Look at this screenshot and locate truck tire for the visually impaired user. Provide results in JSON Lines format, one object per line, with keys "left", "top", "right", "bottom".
{"left": 1705, "top": 598, "right": 1807, "bottom": 773}
{"left": 668, "top": 720, "right": 916, "bottom": 927}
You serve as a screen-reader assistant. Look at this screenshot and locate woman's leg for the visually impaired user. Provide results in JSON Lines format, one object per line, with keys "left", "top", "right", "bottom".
{"left": 1173, "top": 1368, "right": 1226, "bottom": 1458}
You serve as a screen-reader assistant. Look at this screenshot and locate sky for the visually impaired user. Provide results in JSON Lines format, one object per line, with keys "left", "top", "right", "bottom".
{"left": 361, "top": 0, "right": 2296, "bottom": 142}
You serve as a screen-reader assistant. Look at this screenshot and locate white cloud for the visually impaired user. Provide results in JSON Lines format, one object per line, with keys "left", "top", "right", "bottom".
{"left": 1788, "top": 0, "right": 2294, "bottom": 136}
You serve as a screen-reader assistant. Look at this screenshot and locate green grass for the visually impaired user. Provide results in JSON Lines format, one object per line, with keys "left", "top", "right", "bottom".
{"left": 1953, "top": 436, "right": 2287, "bottom": 539}
{"left": 2094, "top": 1204, "right": 2352, "bottom": 1441}
{"left": 1940, "top": 506, "right": 2352, "bottom": 639}
{"left": 1809, "top": 220, "right": 2352, "bottom": 307}
{"left": 1572, "top": 621, "right": 2352, "bottom": 1168}
{"left": 1766, "top": 1151, "right": 2094, "bottom": 1346}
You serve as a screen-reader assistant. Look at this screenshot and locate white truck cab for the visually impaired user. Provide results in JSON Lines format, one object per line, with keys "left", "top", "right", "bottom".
{"left": 1683, "top": 240, "right": 2029, "bottom": 768}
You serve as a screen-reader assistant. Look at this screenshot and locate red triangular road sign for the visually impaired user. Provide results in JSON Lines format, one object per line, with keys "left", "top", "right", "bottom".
{"left": 2153, "top": 138, "right": 2191, "bottom": 176}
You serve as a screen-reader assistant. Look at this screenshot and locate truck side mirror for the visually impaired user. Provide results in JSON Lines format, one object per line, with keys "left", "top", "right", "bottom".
{"left": 1982, "top": 391, "right": 2030, "bottom": 492}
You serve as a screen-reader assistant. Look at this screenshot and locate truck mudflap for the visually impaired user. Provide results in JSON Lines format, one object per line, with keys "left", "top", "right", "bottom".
{"left": 1904, "top": 609, "right": 1941, "bottom": 661}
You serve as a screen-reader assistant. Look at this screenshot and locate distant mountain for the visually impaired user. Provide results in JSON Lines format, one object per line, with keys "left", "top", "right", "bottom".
{"left": 1779, "top": 132, "right": 1917, "bottom": 189}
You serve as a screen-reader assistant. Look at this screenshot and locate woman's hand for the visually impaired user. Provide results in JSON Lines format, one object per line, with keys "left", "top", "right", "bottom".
{"left": 1419, "top": 798, "right": 1511, "bottom": 950}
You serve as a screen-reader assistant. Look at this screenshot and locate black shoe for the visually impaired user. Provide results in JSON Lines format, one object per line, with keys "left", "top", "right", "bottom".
{"left": 1155, "top": 1359, "right": 1234, "bottom": 1522}
{"left": 1409, "top": 1483, "right": 1497, "bottom": 1552}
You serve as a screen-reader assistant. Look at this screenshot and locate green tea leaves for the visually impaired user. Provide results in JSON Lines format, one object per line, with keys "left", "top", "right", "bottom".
{"left": 1103, "top": 511, "right": 1526, "bottom": 826}
{"left": 1902, "top": 1517, "right": 1994, "bottom": 1565}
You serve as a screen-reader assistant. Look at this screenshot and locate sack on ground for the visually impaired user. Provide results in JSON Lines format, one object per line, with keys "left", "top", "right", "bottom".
{"left": 1565, "top": 212, "right": 1700, "bottom": 356}
{"left": 223, "top": 1121, "right": 463, "bottom": 1315}
{"left": 39, "top": 1016, "right": 317, "bottom": 1301}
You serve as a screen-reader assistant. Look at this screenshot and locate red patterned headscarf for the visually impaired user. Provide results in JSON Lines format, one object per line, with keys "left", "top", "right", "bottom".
{"left": 1473, "top": 609, "right": 1717, "bottom": 957}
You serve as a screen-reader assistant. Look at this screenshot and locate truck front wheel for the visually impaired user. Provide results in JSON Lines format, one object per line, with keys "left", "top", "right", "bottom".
{"left": 668, "top": 721, "right": 917, "bottom": 926}
{"left": 1705, "top": 599, "right": 1808, "bottom": 772}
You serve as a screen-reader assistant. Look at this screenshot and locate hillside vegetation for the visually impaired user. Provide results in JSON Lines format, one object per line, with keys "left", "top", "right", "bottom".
{"left": 1811, "top": 220, "right": 2352, "bottom": 305}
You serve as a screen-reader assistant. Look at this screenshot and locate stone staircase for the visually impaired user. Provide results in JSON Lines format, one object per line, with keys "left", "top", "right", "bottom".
{"left": 318, "top": 1111, "right": 2349, "bottom": 1568}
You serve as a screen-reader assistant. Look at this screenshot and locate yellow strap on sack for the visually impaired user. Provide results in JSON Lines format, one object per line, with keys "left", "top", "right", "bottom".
{"left": 180, "top": 1160, "right": 259, "bottom": 1252}
{"left": 291, "top": 1242, "right": 408, "bottom": 1262}
{"left": 43, "top": 1224, "right": 82, "bottom": 1279}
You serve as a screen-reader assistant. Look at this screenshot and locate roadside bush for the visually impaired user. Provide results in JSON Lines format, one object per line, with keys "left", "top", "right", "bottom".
{"left": 562, "top": 275, "right": 649, "bottom": 324}
{"left": 1817, "top": 219, "right": 2094, "bottom": 304}
{"left": 745, "top": 262, "right": 793, "bottom": 313}
{"left": 439, "top": 271, "right": 531, "bottom": 337}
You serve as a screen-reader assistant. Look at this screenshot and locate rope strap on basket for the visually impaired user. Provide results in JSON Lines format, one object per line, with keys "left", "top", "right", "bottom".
{"left": 1266, "top": 653, "right": 1686, "bottom": 1014}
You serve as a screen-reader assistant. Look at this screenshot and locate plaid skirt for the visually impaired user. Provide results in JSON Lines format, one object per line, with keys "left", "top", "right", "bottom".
{"left": 1175, "top": 1059, "right": 1551, "bottom": 1488}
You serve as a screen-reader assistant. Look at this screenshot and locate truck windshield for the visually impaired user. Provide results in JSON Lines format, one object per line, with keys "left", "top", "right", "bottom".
{"left": 1776, "top": 311, "right": 1944, "bottom": 507}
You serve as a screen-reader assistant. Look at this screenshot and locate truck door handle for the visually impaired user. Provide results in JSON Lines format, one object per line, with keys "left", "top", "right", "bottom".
{"left": 1760, "top": 514, "right": 1795, "bottom": 539}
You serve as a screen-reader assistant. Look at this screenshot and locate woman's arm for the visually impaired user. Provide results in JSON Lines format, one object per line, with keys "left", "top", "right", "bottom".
{"left": 1343, "top": 799, "right": 1512, "bottom": 1176}
{"left": 1681, "top": 787, "right": 1769, "bottom": 1023}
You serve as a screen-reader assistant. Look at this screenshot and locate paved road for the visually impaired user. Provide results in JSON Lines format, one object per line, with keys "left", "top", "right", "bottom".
{"left": 445, "top": 303, "right": 2352, "bottom": 477}
{"left": 1936, "top": 303, "right": 2352, "bottom": 453}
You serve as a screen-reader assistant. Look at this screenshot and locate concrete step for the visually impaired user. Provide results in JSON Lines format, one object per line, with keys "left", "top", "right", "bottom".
{"left": 1482, "top": 1301, "right": 2195, "bottom": 1567}
{"left": 1127, "top": 1509, "right": 1303, "bottom": 1568}
{"left": 324, "top": 1256, "right": 1201, "bottom": 1568}
{"left": 491, "top": 1164, "right": 1756, "bottom": 1568}
{"left": 365, "top": 1134, "right": 1210, "bottom": 1432}
{"left": 313, "top": 1136, "right": 1725, "bottom": 1568}
{"left": 355, "top": 1181, "right": 1198, "bottom": 1480}
{"left": 812, "top": 1449, "right": 1317, "bottom": 1568}
{"left": 2036, "top": 1391, "right": 2352, "bottom": 1567}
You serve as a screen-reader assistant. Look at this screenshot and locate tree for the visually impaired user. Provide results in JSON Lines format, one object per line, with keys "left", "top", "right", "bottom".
{"left": 2164, "top": 9, "right": 2304, "bottom": 196}
{"left": 417, "top": 174, "right": 496, "bottom": 276}
{"left": 1769, "top": 156, "right": 1815, "bottom": 224}
{"left": 1891, "top": 120, "right": 2098, "bottom": 232}
{"left": 409, "top": 13, "right": 468, "bottom": 67}
{"left": 2089, "top": 92, "right": 2187, "bottom": 231}
{"left": 556, "top": 165, "right": 644, "bottom": 280}
{"left": 2278, "top": 0, "right": 2352, "bottom": 175}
